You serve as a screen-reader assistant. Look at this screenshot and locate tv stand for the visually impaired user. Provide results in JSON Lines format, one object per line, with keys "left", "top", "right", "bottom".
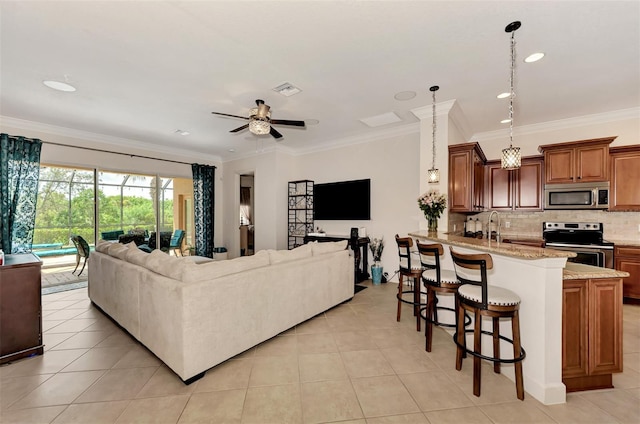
{"left": 304, "top": 234, "right": 370, "bottom": 284}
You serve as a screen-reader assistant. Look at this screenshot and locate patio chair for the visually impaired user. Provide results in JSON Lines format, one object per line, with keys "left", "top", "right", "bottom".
{"left": 168, "top": 229, "right": 185, "bottom": 256}
{"left": 70, "top": 235, "right": 90, "bottom": 275}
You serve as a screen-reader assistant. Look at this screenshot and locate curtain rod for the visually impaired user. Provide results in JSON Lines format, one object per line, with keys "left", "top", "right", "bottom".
{"left": 42, "top": 140, "right": 202, "bottom": 166}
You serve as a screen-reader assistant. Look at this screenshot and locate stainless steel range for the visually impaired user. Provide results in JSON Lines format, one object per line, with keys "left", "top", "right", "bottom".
{"left": 542, "top": 222, "right": 614, "bottom": 268}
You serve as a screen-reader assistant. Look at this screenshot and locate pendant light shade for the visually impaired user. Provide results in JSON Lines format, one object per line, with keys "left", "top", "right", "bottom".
{"left": 428, "top": 85, "right": 440, "bottom": 183}
{"left": 501, "top": 21, "right": 522, "bottom": 170}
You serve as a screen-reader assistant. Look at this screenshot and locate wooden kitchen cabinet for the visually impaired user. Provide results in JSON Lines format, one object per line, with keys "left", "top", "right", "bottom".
{"left": 609, "top": 145, "right": 640, "bottom": 211}
{"left": 485, "top": 156, "right": 543, "bottom": 211}
{"left": 614, "top": 245, "right": 640, "bottom": 302}
{"left": 539, "top": 137, "right": 614, "bottom": 184}
{"left": 448, "top": 142, "right": 486, "bottom": 213}
{"left": 562, "top": 277, "right": 623, "bottom": 392}
{"left": 0, "top": 253, "right": 44, "bottom": 364}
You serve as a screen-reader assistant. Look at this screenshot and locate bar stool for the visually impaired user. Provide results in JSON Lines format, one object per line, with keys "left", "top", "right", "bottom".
{"left": 417, "top": 242, "right": 469, "bottom": 352}
{"left": 449, "top": 247, "right": 526, "bottom": 400}
{"left": 395, "top": 234, "right": 426, "bottom": 331}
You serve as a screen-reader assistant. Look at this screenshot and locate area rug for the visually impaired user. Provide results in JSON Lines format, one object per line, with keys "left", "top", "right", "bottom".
{"left": 42, "top": 280, "right": 88, "bottom": 295}
{"left": 354, "top": 284, "right": 367, "bottom": 294}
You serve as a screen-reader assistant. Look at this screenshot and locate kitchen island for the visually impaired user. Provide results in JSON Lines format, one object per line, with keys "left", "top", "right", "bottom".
{"left": 409, "top": 230, "right": 628, "bottom": 405}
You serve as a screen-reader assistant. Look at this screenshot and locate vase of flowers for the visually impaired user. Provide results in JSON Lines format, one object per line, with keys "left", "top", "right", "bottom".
{"left": 417, "top": 190, "right": 447, "bottom": 233}
{"left": 369, "top": 237, "right": 385, "bottom": 285}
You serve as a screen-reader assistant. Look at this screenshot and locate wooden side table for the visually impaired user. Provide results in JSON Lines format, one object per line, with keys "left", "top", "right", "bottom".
{"left": 0, "top": 253, "right": 44, "bottom": 364}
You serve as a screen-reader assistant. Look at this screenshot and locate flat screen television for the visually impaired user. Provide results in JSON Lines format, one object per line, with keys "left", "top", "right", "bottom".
{"left": 314, "top": 179, "right": 371, "bottom": 220}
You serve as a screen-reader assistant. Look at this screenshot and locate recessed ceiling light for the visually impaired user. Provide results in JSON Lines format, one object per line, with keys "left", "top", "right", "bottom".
{"left": 394, "top": 91, "right": 416, "bottom": 101}
{"left": 174, "top": 129, "right": 190, "bottom": 136}
{"left": 524, "top": 52, "right": 545, "bottom": 63}
{"left": 497, "top": 92, "right": 510, "bottom": 99}
{"left": 228, "top": 148, "right": 236, "bottom": 152}
{"left": 501, "top": 118, "right": 512, "bottom": 124}
{"left": 305, "top": 119, "right": 320, "bottom": 125}
{"left": 43, "top": 80, "right": 76, "bottom": 92}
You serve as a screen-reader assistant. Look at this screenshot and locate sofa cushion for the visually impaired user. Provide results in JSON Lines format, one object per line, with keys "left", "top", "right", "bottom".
{"left": 180, "top": 256, "right": 214, "bottom": 265}
{"left": 126, "top": 242, "right": 150, "bottom": 267}
{"left": 107, "top": 242, "right": 129, "bottom": 259}
{"left": 182, "top": 250, "right": 270, "bottom": 283}
{"left": 146, "top": 249, "right": 186, "bottom": 280}
{"left": 95, "top": 240, "right": 111, "bottom": 253}
{"left": 268, "top": 243, "right": 312, "bottom": 264}
{"left": 310, "top": 240, "right": 349, "bottom": 255}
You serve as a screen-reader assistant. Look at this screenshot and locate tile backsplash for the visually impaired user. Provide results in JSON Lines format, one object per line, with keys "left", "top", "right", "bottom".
{"left": 450, "top": 210, "right": 640, "bottom": 243}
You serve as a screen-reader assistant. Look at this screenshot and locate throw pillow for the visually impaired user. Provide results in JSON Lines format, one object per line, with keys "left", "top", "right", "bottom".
{"left": 107, "top": 242, "right": 129, "bottom": 260}
{"left": 126, "top": 243, "right": 149, "bottom": 267}
{"left": 95, "top": 240, "right": 111, "bottom": 253}
{"left": 310, "top": 240, "right": 348, "bottom": 255}
{"left": 146, "top": 249, "right": 186, "bottom": 280}
{"left": 268, "top": 243, "right": 312, "bottom": 264}
{"left": 182, "top": 250, "right": 270, "bottom": 283}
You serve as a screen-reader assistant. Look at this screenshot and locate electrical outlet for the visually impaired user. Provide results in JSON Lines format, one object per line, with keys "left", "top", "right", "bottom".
{"left": 453, "top": 224, "right": 457, "bottom": 231}
{"left": 505, "top": 221, "right": 511, "bottom": 228}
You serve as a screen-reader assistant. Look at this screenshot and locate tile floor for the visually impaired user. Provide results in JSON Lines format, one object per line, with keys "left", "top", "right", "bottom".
{"left": 1, "top": 281, "right": 639, "bottom": 424}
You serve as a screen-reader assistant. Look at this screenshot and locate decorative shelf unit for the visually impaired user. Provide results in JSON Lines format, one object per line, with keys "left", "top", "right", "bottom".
{"left": 288, "top": 180, "right": 314, "bottom": 249}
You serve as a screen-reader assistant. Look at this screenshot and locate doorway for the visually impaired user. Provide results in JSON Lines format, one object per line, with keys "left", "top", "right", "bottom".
{"left": 239, "top": 174, "right": 254, "bottom": 256}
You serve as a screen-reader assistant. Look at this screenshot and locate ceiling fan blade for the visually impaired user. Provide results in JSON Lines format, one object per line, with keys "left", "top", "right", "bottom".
{"left": 270, "top": 119, "right": 306, "bottom": 127}
{"left": 211, "top": 111, "right": 249, "bottom": 120}
{"left": 230, "top": 124, "right": 249, "bottom": 133}
{"left": 270, "top": 127, "right": 283, "bottom": 139}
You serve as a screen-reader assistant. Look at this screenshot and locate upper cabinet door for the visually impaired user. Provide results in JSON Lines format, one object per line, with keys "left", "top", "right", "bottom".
{"left": 545, "top": 148, "right": 575, "bottom": 184}
{"left": 576, "top": 145, "right": 609, "bottom": 182}
{"left": 539, "top": 137, "right": 614, "bottom": 185}
{"left": 515, "top": 158, "right": 544, "bottom": 210}
{"left": 609, "top": 145, "right": 640, "bottom": 211}
{"left": 448, "top": 143, "right": 486, "bottom": 213}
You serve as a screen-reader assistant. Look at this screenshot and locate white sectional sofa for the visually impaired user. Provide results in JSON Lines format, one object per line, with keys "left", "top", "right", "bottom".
{"left": 88, "top": 240, "right": 354, "bottom": 383}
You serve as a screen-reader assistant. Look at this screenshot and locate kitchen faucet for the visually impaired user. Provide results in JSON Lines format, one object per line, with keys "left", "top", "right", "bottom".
{"left": 487, "top": 211, "right": 501, "bottom": 242}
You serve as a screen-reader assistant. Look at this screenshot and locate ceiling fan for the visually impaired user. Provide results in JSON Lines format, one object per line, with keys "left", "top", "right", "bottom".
{"left": 211, "top": 99, "right": 306, "bottom": 139}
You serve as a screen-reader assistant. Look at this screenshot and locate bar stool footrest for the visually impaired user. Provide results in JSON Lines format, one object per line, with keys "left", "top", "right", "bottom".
{"left": 420, "top": 305, "right": 472, "bottom": 328}
{"left": 397, "top": 290, "right": 428, "bottom": 306}
{"left": 452, "top": 329, "right": 526, "bottom": 364}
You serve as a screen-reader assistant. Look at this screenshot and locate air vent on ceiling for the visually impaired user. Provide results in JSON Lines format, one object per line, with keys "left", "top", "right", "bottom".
{"left": 273, "top": 82, "right": 302, "bottom": 97}
{"left": 359, "top": 112, "right": 402, "bottom": 127}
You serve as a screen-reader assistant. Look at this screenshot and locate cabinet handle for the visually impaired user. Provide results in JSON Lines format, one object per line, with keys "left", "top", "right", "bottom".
{"left": 577, "top": 176, "right": 582, "bottom": 180}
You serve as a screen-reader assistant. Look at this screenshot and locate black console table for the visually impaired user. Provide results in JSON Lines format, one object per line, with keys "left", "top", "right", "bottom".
{"left": 304, "top": 234, "right": 370, "bottom": 284}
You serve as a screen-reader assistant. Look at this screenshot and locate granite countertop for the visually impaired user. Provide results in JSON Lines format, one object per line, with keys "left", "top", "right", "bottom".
{"left": 408, "top": 230, "right": 576, "bottom": 260}
{"left": 607, "top": 239, "right": 640, "bottom": 248}
{"left": 563, "top": 262, "right": 630, "bottom": 280}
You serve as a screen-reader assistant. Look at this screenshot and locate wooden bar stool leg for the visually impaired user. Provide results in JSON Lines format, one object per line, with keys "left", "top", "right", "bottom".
{"left": 397, "top": 274, "right": 403, "bottom": 322}
{"left": 414, "top": 277, "right": 421, "bottom": 332}
{"left": 473, "top": 309, "right": 482, "bottom": 397}
{"left": 492, "top": 316, "right": 501, "bottom": 374}
{"left": 455, "top": 301, "right": 465, "bottom": 370}
{"left": 425, "top": 289, "right": 435, "bottom": 352}
{"left": 512, "top": 311, "right": 525, "bottom": 400}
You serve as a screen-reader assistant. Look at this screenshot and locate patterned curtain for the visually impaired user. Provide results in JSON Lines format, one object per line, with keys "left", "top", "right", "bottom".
{"left": 0, "top": 134, "right": 42, "bottom": 253}
{"left": 191, "top": 163, "right": 215, "bottom": 258}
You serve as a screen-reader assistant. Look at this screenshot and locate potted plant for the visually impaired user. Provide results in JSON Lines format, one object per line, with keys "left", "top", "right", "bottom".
{"left": 369, "top": 237, "right": 385, "bottom": 285}
{"left": 417, "top": 189, "right": 447, "bottom": 233}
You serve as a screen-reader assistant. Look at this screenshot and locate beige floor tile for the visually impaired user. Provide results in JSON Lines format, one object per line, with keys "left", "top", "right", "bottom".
{"left": 624, "top": 352, "right": 640, "bottom": 373}
{"left": 67, "top": 299, "right": 92, "bottom": 309}
{"left": 50, "top": 331, "right": 112, "bottom": 351}
{"left": 341, "top": 350, "right": 395, "bottom": 378}
{"left": 0, "top": 405, "right": 66, "bottom": 424}
{"left": 380, "top": 346, "right": 437, "bottom": 374}
{"left": 177, "top": 389, "right": 245, "bottom": 424}
{"left": 332, "top": 330, "right": 378, "bottom": 352}
{"left": 399, "top": 371, "right": 474, "bottom": 412}
{"left": 241, "top": 384, "right": 302, "bottom": 424}
{"left": 366, "top": 413, "right": 430, "bottom": 423}
{"left": 74, "top": 367, "right": 157, "bottom": 403}
{"left": 369, "top": 328, "right": 419, "bottom": 349}
{"left": 42, "top": 309, "right": 87, "bottom": 321}
{"left": 254, "top": 334, "right": 297, "bottom": 357}
{"left": 536, "top": 392, "right": 620, "bottom": 423}
{"left": 480, "top": 401, "right": 556, "bottom": 423}
{"left": 612, "top": 366, "right": 640, "bottom": 389}
{"left": 296, "top": 333, "right": 338, "bottom": 354}
{"left": 61, "top": 346, "right": 133, "bottom": 372}
{"left": 295, "top": 316, "right": 331, "bottom": 334}
{"left": 93, "top": 332, "right": 137, "bottom": 348}
{"left": 137, "top": 366, "right": 198, "bottom": 398}
{"left": 0, "top": 374, "right": 54, "bottom": 410}
{"left": 194, "top": 359, "right": 252, "bottom": 393}
{"left": 351, "top": 375, "right": 420, "bottom": 418}
{"left": 248, "top": 355, "right": 299, "bottom": 387}
{"left": 579, "top": 388, "right": 640, "bottom": 423}
{"left": 41, "top": 320, "right": 67, "bottom": 332}
{"left": 45, "top": 319, "right": 97, "bottom": 334}
{"left": 424, "top": 406, "right": 493, "bottom": 424}
{"left": 444, "top": 363, "right": 525, "bottom": 404}
{"left": 298, "top": 352, "right": 348, "bottom": 382}
{"left": 42, "top": 333, "right": 76, "bottom": 351}
{"left": 42, "top": 301, "right": 82, "bottom": 311}
{"left": 81, "top": 318, "right": 121, "bottom": 333}
{"left": 301, "top": 380, "right": 363, "bottom": 424}
{"left": 0, "top": 349, "right": 89, "bottom": 379}
{"left": 325, "top": 313, "right": 366, "bottom": 332}
{"left": 9, "top": 371, "right": 105, "bottom": 410}
{"left": 51, "top": 400, "right": 129, "bottom": 424}
{"left": 115, "top": 394, "right": 189, "bottom": 424}
{"left": 72, "top": 309, "right": 109, "bottom": 320}
{"left": 112, "top": 344, "right": 162, "bottom": 369}
{"left": 627, "top": 387, "right": 640, "bottom": 400}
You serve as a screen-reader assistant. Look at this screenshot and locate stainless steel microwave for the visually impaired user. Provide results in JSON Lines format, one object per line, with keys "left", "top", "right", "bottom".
{"left": 544, "top": 182, "right": 609, "bottom": 210}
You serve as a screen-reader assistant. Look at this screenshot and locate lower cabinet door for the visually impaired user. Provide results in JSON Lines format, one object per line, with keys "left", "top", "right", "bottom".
{"left": 562, "top": 280, "right": 588, "bottom": 378}
{"left": 589, "top": 278, "right": 623, "bottom": 375}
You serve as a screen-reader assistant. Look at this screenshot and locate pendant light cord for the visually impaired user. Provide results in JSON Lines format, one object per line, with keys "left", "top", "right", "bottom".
{"left": 432, "top": 88, "right": 437, "bottom": 169}
{"left": 509, "top": 29, "right": 516, "bottom": 148}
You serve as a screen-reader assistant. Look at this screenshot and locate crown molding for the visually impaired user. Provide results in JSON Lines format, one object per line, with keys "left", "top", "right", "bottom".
{"left": 410, "top": 99, "right": 473, "bottom": 141}
{"left": 472, "top": 107, "right": 640, "bottom": 142}
{"left": 0, "top": 115, "right": 222, "bottom": 164}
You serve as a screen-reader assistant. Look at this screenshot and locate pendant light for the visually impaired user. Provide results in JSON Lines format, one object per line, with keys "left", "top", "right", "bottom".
{"left": 501, "top": 21, "right": 522, "bottom": 170}
{"left": 427, "top": 85, "right": 440, "bottom": 183}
